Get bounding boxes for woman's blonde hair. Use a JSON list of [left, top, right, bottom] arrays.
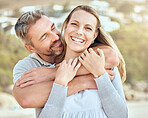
[[58, 5, 126, 82]]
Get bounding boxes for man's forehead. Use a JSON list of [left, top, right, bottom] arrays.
[[30, 15, 54, 31], [39, 15, 53, 24], [28, 15, 53, 39]]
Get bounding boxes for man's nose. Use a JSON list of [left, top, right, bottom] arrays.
[[55, 28, 60, 36], [51, 30, 60, 42]]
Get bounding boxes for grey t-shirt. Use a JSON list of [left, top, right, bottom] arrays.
[[13, 53, 56, 116]]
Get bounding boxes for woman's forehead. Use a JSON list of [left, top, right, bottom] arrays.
[[69, 10, 97, 27]]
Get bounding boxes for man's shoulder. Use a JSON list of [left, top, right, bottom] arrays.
[[14, 54, 42, 70], [13, 54, 41, 83], [14, 55, 35, 67]]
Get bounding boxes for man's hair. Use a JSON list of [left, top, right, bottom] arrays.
[[15, 10, 44, 45]]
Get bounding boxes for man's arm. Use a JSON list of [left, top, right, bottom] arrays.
[[13, 74, 96, 108], [15, 67, 57, 87], [13, 45, 117, 108], [16, 45, 118, 87]]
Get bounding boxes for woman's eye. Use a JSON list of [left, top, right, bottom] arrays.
[[71, 23, 77, 26], [86, 27, 92, 31]]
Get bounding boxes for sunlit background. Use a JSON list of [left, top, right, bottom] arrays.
[[0, 0, 148, 118]]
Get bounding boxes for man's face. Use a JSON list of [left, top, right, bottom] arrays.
[[27, 15, 63, 59]]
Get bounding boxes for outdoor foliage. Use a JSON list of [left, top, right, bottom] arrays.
[[111, 23, 148, 82], [0, 30, 30, 91], [116, 2, 134, 14]]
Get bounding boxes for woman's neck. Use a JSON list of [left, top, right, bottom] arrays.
[[64, 48, 82, 61]]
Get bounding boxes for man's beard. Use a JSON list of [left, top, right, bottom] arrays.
[[41, 49, 62, 57]]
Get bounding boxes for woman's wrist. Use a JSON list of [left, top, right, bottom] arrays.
[[54, 78, 68, 87], [94, 68, 106, 78]]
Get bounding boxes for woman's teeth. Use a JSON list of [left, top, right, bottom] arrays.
[[71, 37, 84, 43]]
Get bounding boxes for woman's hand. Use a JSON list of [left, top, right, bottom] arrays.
[[79, 48, 106, 78], [55, 58, 81, 86]]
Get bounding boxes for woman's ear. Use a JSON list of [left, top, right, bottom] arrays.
[[94, 30, 99, 39], [25, 44, 37, 53]]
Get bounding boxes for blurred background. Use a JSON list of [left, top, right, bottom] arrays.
[[0, 0, 148, 118]]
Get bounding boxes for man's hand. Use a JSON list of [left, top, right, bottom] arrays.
[[16, 67, 57, 88], [106, 69, 115, 81]]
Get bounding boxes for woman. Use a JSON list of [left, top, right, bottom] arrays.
[[38, 5, 128, 118]]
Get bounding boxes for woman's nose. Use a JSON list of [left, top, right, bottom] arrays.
[[76, 27, 83, 36]]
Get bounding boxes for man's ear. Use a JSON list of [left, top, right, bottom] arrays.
[[25, 44, 37, 53]]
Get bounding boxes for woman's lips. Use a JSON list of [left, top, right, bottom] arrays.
[[71, 36, 85, 44]]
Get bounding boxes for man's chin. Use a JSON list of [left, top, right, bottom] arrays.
[[55, 51, 63, 56]]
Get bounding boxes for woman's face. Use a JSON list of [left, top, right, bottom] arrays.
[[64, 10, 98, 53]]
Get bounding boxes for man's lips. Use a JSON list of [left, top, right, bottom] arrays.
[[51, 40, 63, 51], [51, 40, 62, 48]]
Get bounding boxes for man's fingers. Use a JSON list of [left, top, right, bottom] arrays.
[[17, 71, 33, 82], [16, 76, 34, 87], [106, 69, 114, 81], [106, 70, 115, 76], [109, 75, 113, 81], [20, 81, 35, 88]]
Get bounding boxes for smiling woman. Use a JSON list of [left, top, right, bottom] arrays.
[[37, 5, 128, 118], [64, 10, 98, 54]]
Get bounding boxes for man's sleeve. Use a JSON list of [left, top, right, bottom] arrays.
[[94, 66, 128, 118], [13, 58, 39, 83]]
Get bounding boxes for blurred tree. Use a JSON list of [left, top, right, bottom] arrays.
[[0, 30, 30, 92], [12, 8, 22, 17], [63, 0, 70, 12], [117, 2, 134, 14], [111, 23, 148, 83]]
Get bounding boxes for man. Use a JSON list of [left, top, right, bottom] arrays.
[[13, 10, 119, 117]]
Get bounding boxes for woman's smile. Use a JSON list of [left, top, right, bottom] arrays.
[[71, 36, 85, 44], [64, 10, 98, 53]]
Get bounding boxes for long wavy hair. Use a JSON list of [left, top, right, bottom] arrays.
[[57, 5, 126, 82]]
